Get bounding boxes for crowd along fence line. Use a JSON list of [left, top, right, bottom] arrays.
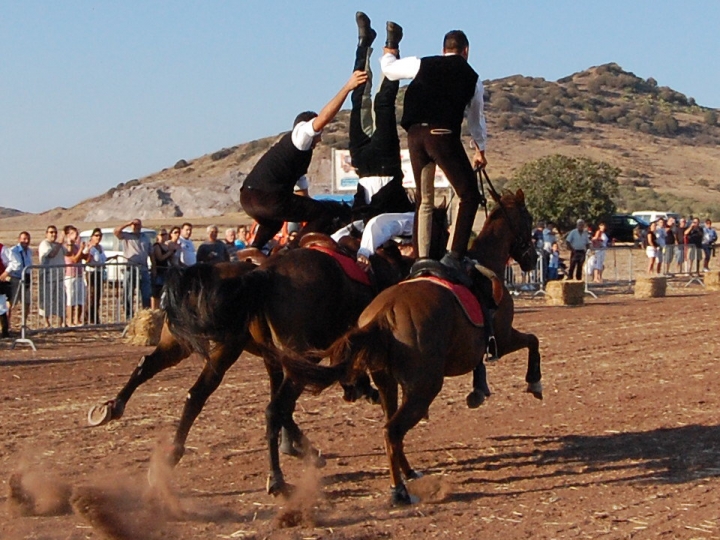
[[12, 261, 142, 351]]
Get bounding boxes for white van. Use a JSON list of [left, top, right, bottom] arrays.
[[631, 211, 681, 224], [79, 227, 157, 281]]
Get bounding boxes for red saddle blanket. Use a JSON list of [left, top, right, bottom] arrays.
[[308, 245, 371, 287], [401, 276, 484, 327]]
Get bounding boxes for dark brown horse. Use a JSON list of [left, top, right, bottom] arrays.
[[88, 208, 448, 497], [274, 189, 539, 505]]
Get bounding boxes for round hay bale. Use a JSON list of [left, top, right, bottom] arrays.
[[703, 270, 720, 291], [545, 280, 584, 306], [634, 275, 667, 298], [125, 309, 164, 346]]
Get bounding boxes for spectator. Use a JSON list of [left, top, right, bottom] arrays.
[[676, 217, 688, 273], [0, 241, 11, 337], [701, 218, 717, 272], [178, 222, 196, 266], [685, 218, 704, 275], [532, 221, 545, 250], [565, 219, 590, 280], [150, 228, 177, 309], [654, 218, 666, 273], [63, 226, 87, 327], [645, 221, 660, 274], [83, 227, 107, 324], [168, 226, 182, 266], [0, 231, 33, 327], [197, 225, 230, 265], [235, 225, 249, 249], [591, 222, 610, 283], [114, 218, 152, 317], [38, 225, 66, 327], [547, 242, 561, 281], [224, 228, 239, 262], [663, 217, 678, 275]]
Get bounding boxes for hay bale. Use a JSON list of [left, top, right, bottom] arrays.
[[703, 270, 720, 291], [125, 309, 164, 346], [634, 275, 667, 298], [545, 280, 585, 306]]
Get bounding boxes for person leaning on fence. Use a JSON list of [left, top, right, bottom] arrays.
[[565, 220, 589, 280], [38, 225, 67, 327], [114, 218, 152, 317], [701, 218, 717, 272], [84, 227, 108, 324]]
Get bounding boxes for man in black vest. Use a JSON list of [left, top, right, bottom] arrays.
[[348, 12, 413, 219], [240, 71, 367, 250], [381, 29, 487, 282]]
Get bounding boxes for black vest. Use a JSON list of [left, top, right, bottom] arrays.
[[243, 131, 313, 192], [401, 55, 479, 134]]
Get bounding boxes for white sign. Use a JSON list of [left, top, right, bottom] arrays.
[[332, 148, 450, 191]]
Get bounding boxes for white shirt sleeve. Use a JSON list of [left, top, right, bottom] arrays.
[[358, 213, 415, 258], [1, 246, 11, 270], [6, 247, 22, 273], [380, 53, 421, 81], [465, 79, 487, 151], [295, 175, 309, 191], [291, 121, 321, 151]]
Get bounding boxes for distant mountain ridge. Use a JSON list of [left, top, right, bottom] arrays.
[[0, 207, 27, 219], [7, 63, 720, 224]]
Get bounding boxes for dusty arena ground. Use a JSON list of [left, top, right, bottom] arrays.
[[2, 288, 720, 539]]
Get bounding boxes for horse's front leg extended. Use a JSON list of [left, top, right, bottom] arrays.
[[466, 358, 490, 409], [169, 340, 244, 465], [88, 322, 190, 426]]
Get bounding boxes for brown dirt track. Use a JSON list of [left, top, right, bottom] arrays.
[[2, 290, 720, 539]]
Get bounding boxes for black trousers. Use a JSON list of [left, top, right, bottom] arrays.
[[568, 250, 586, 280], [240, 187, 349, 249], [407, 124, 480, 257], [349, 45, 412, 217]]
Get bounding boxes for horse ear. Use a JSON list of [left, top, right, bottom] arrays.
[[515, 189, 525, 204]]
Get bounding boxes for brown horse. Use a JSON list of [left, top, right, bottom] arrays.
[[273, 188, 539, 505], [88, 208, 448, 497]]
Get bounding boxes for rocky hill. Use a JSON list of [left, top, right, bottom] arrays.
[[6, 63, 720, 228], [0, 207, 27, 219]]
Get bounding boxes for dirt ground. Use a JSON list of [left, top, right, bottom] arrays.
[[2, 289, 720, 539]]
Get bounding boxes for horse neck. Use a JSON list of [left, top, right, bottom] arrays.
[[470, 218, 513, 276]]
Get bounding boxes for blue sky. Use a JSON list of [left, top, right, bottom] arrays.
[[1, 1, 718, 213]]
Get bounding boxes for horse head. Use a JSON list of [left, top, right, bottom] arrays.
[[471, 188, 537, 273]]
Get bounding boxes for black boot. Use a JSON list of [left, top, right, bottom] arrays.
[[440, 251, 473, 287], [356, 11, 376, 48], [385, 21, 403, 49]]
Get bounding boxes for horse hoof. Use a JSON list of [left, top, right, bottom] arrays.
[[266, 476, 293, 498], [405, 469, 423, 481], [390, 484, 415, 506], [310, 449, 327, 469], [87, 401, 115, 426], [526, 382, 543, 400], [466, 391, 486, 409]]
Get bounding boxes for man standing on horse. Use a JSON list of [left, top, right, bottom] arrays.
[[240, 71, 367, 250], [381, 29, 487, 281]]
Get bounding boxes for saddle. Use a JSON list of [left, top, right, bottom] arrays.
[[301, 234, 371, 287]]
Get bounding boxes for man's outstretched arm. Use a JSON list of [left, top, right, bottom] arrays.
[[311, 71, 368, 132]]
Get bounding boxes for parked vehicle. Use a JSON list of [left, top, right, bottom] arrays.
[[631, 210, 681, 224], [605, 214, 649, 244], [79, 227, 157, 281]]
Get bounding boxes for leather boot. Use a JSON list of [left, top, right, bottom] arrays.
[[356, 11, 376, 48], [386, 21, 403, 49]]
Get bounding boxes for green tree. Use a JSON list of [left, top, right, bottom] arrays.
[[509, 155, 619, 231]]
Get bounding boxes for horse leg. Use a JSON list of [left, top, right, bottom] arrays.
[[466, 359, 490, 409], [265, 376, 324, 497], [497, 327, 542, 399], [168, 339, 245, 466], [88, 322, 190, 426]]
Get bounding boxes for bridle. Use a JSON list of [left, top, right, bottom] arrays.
[[477, 168, 536, 265]]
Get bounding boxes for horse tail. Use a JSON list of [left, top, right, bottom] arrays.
[[274, 317, 391, 394], [162, 264, 269, 358]]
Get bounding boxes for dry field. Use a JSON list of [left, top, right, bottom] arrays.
[[1, 289, 720, 539]]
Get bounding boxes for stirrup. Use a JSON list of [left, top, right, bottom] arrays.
[[485, 335, 499, 362]]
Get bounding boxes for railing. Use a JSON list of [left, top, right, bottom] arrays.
[[12, 261, 143, 350], [504, 249, 546, 296]]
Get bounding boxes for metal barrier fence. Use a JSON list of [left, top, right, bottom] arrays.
[[504, 249, 546, 296], [12, 261, 143, 350]]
